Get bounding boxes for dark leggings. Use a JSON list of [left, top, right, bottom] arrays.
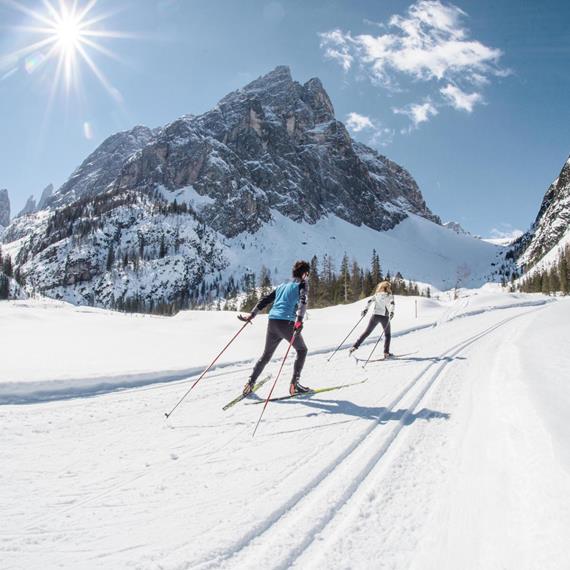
[[354, 314, 391, 353], [250, 319, 308, 382]]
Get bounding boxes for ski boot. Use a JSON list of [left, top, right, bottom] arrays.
[[289, 377, 312, 396], [242, 378, 255, 396], [348, 346, 358, 356], [383, 352, 394, 360]]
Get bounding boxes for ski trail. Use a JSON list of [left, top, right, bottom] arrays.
[[191, 306, 545, 569]]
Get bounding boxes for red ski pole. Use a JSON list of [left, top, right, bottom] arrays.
[[252, 331, 297, 437], [164, 319, 251, 419]]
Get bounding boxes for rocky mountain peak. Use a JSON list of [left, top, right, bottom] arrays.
[[17, 195, 37, 218], [512, 154, 570, 267]]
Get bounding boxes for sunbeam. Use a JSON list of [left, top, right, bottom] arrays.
[[2, 0, 131, 99]]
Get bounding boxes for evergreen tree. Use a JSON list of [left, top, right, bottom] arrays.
[[308, 255, 320, 307], [340, 253, 351, 303], [106, 245, 115, 271], [0, 274, 9, 300], [371, 249, 382, 285], [2, 254, 13, 278]]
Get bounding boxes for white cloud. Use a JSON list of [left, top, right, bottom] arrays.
[[319, 0, 506, 128], [490, 227, 524, 241], [393, 101, 438, 128], [319, 29, 353, 71], [440, 83, 483, 112], [346, 112, 375, 132]]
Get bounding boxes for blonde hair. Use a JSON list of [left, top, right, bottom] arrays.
[[376, 281, 392, 294]]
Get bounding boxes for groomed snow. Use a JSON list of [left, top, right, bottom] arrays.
[[2, 290, 569, 569]]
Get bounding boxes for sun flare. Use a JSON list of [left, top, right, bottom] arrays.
[[3, 0, 131, 99]]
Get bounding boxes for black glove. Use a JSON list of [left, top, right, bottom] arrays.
[[361, 309, 367, 318], [389, 312, 394, 320], [238, 313, 254, 323]]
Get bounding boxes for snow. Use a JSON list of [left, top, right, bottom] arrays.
[[223, 211, 504, 289], [2, 288, 569, 569], [157, 184, 215, 210]]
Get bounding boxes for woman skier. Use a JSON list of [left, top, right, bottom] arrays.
[[239, 260, 311, 397], [349, 280, 395, 359]]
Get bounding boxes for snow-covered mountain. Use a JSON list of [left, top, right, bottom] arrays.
[[442, 221, 470, 236], [511, 155, 570, 269], [3, 66, 503, 308]]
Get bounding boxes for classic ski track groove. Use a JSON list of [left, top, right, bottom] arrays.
[[194, 306, 545, 570]]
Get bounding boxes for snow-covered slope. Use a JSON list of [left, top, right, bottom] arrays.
[[2, 291, 569, 570]]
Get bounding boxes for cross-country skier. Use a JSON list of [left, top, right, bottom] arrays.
[[239, 260, 311, 397], [349, 280, 395, 358]]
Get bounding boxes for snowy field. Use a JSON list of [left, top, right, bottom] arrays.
[[2, 289, 570, 569]]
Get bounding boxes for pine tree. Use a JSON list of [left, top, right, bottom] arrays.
[[106, 245, 115, 271], [2, 254, 13, 278], [340, 253, 351, 303], [308, 255, 320, 306], [371, 249, 382, 285], [350, 260, 362, 301]]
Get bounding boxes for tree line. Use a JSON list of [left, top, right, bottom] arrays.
[[233, 250, 431, 313], [517, 244, 570, 295]]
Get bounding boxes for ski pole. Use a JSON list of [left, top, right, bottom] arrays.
[[327, 313, 366, 362], [252, 331, 297, 437], [164, 319, 252, 419]]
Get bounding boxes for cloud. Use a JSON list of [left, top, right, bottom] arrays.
[[346, 112, 375, 132], [440, 83, 482, 112], [393, 100, 438, 128], [319, 29, 353, 71], [319, 1, 506, 128], [489, 226, 524, 241]]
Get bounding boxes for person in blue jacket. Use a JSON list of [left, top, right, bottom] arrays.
[[240, 260, 310, 396]]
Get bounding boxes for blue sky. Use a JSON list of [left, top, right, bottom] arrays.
[[0, 0, 568, 237]]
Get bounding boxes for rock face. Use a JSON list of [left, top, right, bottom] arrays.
[[17, 195, 37, 218], [46, 126, 157, 209], [37, 184, 54, 210], [5, 66, 441, 309], [0, 189, 10, 229], [112, 66, 438, 238], [511, 155, 570, 268]]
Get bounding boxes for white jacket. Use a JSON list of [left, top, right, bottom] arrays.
[[365, 292, 395, 317]]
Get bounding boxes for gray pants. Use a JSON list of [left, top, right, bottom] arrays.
[[354, 314, 391, 353], [250, 319, 308, 382]]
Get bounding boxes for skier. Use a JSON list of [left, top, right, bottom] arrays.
[[239, 260, 311, 397], [349, 280, 395, 359]]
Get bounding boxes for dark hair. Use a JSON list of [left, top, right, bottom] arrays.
[[292, 260, 310, 279]]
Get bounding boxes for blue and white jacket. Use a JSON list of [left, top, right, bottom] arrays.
[[252, 279, 308, 322]]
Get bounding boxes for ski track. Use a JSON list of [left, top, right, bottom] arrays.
[[2, 299, 556, 569], [189, 306, 545, 570]]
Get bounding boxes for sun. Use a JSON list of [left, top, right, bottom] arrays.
[[3, 0, 132, 99], [54, 12, 82, 53]]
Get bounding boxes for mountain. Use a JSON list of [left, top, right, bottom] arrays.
[[510, 155, 570, 269], [17, 195, 37, 218], [37, 184, 54, 210], [4, 66, 500, 309], [0, 189, 10, 230], [443, 221, 470, 236]]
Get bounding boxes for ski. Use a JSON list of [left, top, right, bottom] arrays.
[[249, 378, 368, 404], [351, 351, 418, 364], [222, 375, 271, 411]]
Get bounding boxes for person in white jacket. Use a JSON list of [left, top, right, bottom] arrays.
[[349, 281, 395, 358]]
